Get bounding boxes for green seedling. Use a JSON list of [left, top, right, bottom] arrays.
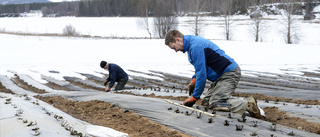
[[251, 121, 259, 127], [287, 131, 294, 136], [31, 127, 39, 131], [238, 115, 246, 122], [208, 118, 213, 123], [27, 121, 37, 127], [31, 130, 41, 136], [228, 113, 232, 118], [15, 109, 24, 116], [270, 124, 277, 131], [304, 105, 312, 108], [185, 111, 193, 116], [224, 120, 229, 126], [25, 96, 31, 101], [5, 101, 11, 104], [235, 125, 243, 131], [250, 131, 258, 136], [61, 120, 69, 127], [196, 112, 202, 119], [174, 108, 180, 113]]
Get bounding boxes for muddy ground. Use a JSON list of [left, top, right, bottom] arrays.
[[35, 96, 190, 137], [1, 71, 320, 136]]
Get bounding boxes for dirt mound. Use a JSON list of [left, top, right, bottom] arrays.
[[35, 96, 191, 137], [0, 82, 14, 94], [11, 76, 47, 94], [3, 71, 320, 135], [234, 92, 320, 105], [263, 106, 320, 134]]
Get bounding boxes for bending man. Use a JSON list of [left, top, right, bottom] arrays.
[[100, 61, 129, 92], [164, 30, 261, 118]]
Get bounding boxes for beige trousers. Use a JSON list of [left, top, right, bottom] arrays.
[[204, 66, 247, 114]]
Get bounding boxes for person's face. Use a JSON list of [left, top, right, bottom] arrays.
[[103, 64, 108, 71], [168, 37, 184, 52]]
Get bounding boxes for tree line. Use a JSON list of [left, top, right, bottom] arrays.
[[0, 0, 285, 17], [1, 0, 319, 44]]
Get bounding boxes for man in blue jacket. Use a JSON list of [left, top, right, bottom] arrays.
[[164, 30, 261, 118], [100, 61, 129, 92]]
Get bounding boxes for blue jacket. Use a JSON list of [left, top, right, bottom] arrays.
[[106, 63, 128, 88], [183, 35, 238, 100]]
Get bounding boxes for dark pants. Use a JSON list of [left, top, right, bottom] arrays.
[[115, 78, 128, 90]]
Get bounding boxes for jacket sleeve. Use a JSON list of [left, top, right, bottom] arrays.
[[106, 77, 111, 82], [108, 70, 117, 88], [191, 46, 207, 100]]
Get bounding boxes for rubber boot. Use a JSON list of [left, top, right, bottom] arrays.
[[245, 97, 261, 119]]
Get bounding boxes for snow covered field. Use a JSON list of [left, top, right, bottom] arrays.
[[0, 12, 320, 45], [1, 9, 320, 136]]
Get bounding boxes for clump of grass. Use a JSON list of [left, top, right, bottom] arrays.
[[63, 24, 79, 36]]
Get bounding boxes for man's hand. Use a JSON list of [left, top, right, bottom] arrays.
[[105, 87, 111, 92], [188, 78, 196, 96], [103, 80, 108, 86], [183, 96, 197, 107]]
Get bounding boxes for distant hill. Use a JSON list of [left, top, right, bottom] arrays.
[[0, 0, 50, 5]]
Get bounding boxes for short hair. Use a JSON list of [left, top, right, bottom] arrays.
[[100, 61, 107, 68], [165, 30, 184, 45]]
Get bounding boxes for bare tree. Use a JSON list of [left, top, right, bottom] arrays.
[[154, 16, 178, 38], [190, 0, 207, 36], [219, 0, 234, 40], [278, 0, 301, 44], [63, 24, 79, 36], [137, 16, 152, 39], [136, 0, 153, 39], [41, 6, 49, 17], [153, 0, 178, 38], [249, 0, 267, 42]]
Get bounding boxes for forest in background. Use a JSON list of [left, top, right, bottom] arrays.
[[1, 0, 319, 44], [0, 0, 308, 17]]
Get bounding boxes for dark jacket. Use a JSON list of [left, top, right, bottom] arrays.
[[183, 35, 238, 100], [106, 63, 128, 88]]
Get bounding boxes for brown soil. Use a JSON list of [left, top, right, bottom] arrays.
[[66, 80, 105, 91], [234, 92, 320, 105], [0, 82, 14, 94], [45, 82, 71, 91], [35, 96, 191, 137], [114, 91, 320, 135], [262, 106, 320, 134], [11, 76, 47, 94], [1, 77, 320, 135]]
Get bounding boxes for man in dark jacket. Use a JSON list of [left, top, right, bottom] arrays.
[[164, 30, 261, 119], [100, 61, 129, 92]]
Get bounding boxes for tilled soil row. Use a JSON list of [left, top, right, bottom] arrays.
[[47, 78, 320, 135], [11, 76, 47, 94], [45, 82, 72, 91], [263, 107, 320, 134], [3, 74, 320, 135], [35, 95, 191, 137], [0, 82, 14, 94], [233, 92, 320, 105]]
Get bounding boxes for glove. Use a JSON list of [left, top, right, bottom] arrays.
[[103, 80, 108, 86], [183, 96, 197, 107], [188, 78, 196, 96], [105, 87, 111, 92]]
